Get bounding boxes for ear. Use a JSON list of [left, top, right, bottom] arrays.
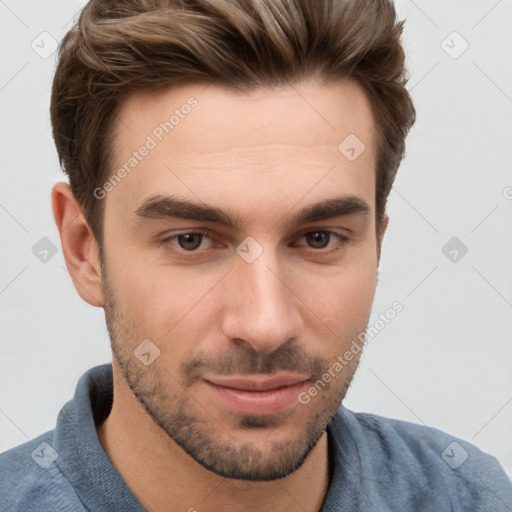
[[376, 213, 389, 263], [52, 182, 104, 307]]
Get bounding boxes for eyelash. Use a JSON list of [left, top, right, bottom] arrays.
[[161, 230, 350, 256]]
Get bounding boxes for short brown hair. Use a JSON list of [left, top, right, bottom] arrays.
[[50, 0, 416, 248]]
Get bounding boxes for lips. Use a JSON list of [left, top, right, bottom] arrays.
[[200, 373, 310, 415], [203, 373, 310, 391]]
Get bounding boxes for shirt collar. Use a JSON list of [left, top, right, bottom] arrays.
[[53, 363, 365, 511], [54, 363, 145, 511]]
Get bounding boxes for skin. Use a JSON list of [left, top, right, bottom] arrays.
[[52, 79, 388, 512]]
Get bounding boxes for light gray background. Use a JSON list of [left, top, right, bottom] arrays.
[[1, 0, 511, 477]]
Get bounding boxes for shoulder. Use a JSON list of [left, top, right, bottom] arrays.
[[331, 407, 512, 510], [0, 431, 84, 512]]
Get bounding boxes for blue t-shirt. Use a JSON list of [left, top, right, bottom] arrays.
[[1, 363, 511, 511]]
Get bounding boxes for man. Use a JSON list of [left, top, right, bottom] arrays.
[[1, 0, 511, 510]]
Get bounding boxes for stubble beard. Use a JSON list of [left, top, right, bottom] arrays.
[[100, 262, 361, 481]]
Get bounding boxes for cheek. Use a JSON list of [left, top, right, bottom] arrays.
[[334, 269, 377, 318], [297, 252, 378, 325], [291, 261, 378, 366], [110, 263, 220, 359], [312, 281, 376, 342]]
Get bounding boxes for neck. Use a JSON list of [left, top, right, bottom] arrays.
[[96, 366, 331, 512]]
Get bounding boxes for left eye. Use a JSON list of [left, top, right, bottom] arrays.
[[165, 232, 212, 251], [298, 231, 345, 249]]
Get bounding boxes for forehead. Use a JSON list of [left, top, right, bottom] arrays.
[[107, 80, 377, 220]]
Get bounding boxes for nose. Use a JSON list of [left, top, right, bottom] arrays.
[[220, 247, 303, 354]]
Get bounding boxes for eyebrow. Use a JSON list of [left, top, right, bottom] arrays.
[[132, 194, 370, 230]]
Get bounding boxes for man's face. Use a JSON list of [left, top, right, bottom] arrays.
[[100, 80, 382, 481]]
